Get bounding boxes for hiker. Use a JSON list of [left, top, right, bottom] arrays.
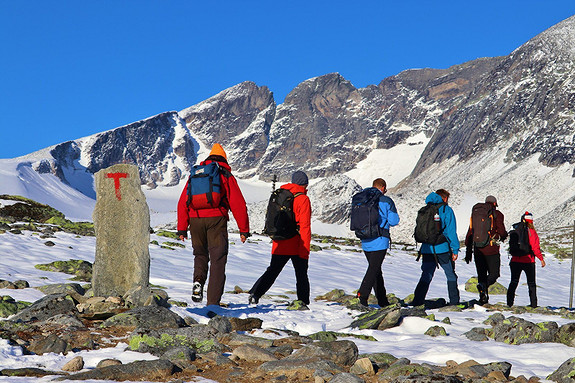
[[352, 178, 400, 308], [464, 195, 508, 305], [412, 189, 460, 306], [507, 212, 546, 308], [249, 171, 312, 308], [177, 143, 250, 306]]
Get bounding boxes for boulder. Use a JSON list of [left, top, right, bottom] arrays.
[[286, 340, 358, 366], [350, 304, 402, 330], [548, 357, 575, 383], [231, 344, 278, 362], [11, 294, 79, 323], [102, 306, 185, 329], [92, 164, 151, 302], [62, 356, 84, 372], [53, 359, 176, 381]]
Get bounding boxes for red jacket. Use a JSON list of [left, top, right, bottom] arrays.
[[177, 159, 249, 234], [511, 226, 544, 264], [271, 183, 312, 259]]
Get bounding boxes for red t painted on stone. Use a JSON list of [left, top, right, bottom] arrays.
[[106, 172, 129, 201]]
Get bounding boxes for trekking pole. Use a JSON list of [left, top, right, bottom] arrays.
[[271, 174, 278, 191], [570, 220, 575, 309]]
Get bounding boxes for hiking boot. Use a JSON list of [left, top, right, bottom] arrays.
[[192, 282, 203, 303], [477, 283, 488, 305], [248, 294, 259, 305]]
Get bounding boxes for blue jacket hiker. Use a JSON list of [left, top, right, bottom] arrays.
[[356, 178, 400, 308], [413, 189, 460, 306]]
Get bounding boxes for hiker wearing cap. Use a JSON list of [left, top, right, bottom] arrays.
[[177, 143, 250, 306], [351, 178, 400, 309], [412, 189, 461, 307], [464, 195, 507, 305], [507, 212, 546, 308], [249, 171, 312, 309]]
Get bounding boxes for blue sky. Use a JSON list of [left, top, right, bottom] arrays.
[[1, 1, 574, 159]]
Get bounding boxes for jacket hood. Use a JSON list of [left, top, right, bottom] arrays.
[[281, 183, 307, 195], [425, 192, 443, 204]]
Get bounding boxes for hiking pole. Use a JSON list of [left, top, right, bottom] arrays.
[[271, 174, 278, 191], [570, 220, 575, 309]]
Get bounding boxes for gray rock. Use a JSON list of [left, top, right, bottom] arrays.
[[350, 304, 402, 330], [208, 315, 232, 333], [258, 358, 343, 373], [40, 314, 86, 329], [218, 332, 275, 349], [231, 344, 278, 362], [391, 375, 463, 383], [53, 359, 176, 381], [35, 283, 85, 296], [14, 280, 30, 289], [160, 346, 196, 367], [286, 340, 358, 367], [468, 362, 512, 379], [129, 325, 222, 356], [424, 326, 447, 337], [11, 294, 79, 322], [491, 316, 558, 345], [62, 356, 84, 372], [380, 363, 434, 379], [229, 317, 263, 331], [463, 327, 490, 341], [330, 372, 365, 382], [548, 357, 575, 383], [102, 306, 185, 329], [555, 323, 575, 347], [92, 164, 151, 302], [28, 334, 67, 355], [349, 357, 375, 376], [0, 367, 63, 377], [96, 359, 123, 368]]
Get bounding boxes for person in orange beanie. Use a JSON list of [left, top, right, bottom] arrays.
[[177, 143, 250, 306]]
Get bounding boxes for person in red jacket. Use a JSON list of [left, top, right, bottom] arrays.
[[177, 143, 250, 306], [507, 212, 546, 308], [464, 195, 508, 305], [249, 171, 312, 308]]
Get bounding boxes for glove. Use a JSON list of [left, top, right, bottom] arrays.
[[465, 248, 472, 264], [240, 232, 252, 238]]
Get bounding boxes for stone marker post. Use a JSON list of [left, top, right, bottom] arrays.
[[92, 164, 152, 305]]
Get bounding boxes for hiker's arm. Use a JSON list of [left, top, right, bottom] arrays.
[[176, 180, 190, 239], [225, 175, 250, 234], [495, 211, 508, 241], [443, 208, 460, 254], [380, 198, 399, 227], [295, 196, 312, 255]]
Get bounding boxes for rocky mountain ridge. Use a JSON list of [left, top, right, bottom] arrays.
[[3, 15, 575, 236]]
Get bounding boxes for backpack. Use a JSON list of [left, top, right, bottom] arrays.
[[508, 221, 532, 257], [263, 188, 303, 241], [414, 202, 447, 245], [470, 202, 494, 248], [186, 162, 224, 210], [350, 188, 388, 240]]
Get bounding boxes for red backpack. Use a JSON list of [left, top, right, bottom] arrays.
[[470, 202, 494, 248]]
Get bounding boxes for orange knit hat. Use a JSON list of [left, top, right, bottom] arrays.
[[209, 143, 227, 160]]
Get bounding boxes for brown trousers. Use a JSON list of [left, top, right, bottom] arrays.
[[189, 216, 229, 305]]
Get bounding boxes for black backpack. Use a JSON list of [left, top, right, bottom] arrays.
[[470, 202, 494, 248], [263, 188, 303, 241], [508, 221, 532, 257], [350, 188, 388, 240], [414, 202, 447, 245]]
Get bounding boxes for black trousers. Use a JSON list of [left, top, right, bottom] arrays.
[[474, 250, 500, 288], [507, 262, 537, 307], [357, 249, 388, 306], [250, 254, 310, 304]]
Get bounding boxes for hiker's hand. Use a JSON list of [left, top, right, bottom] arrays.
[[452, 253, 458, 261], [541, 258, 546, 268], [176, 230, 187, 241], [465, 248, 472, 264], [240, 232, 251, 243]]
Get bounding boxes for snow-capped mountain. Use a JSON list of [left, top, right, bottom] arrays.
[[2, 15, 575, 240]]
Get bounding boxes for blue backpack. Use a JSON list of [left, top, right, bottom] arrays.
[[186, 162, 224, 209], [350, 188, 388, 240]]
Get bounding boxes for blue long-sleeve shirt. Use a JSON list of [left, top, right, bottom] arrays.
[[361, 189, 400, 251], [419, 192, 459, 255]]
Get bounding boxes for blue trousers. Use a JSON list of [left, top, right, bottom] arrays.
[[413, 252, 460, 305]]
